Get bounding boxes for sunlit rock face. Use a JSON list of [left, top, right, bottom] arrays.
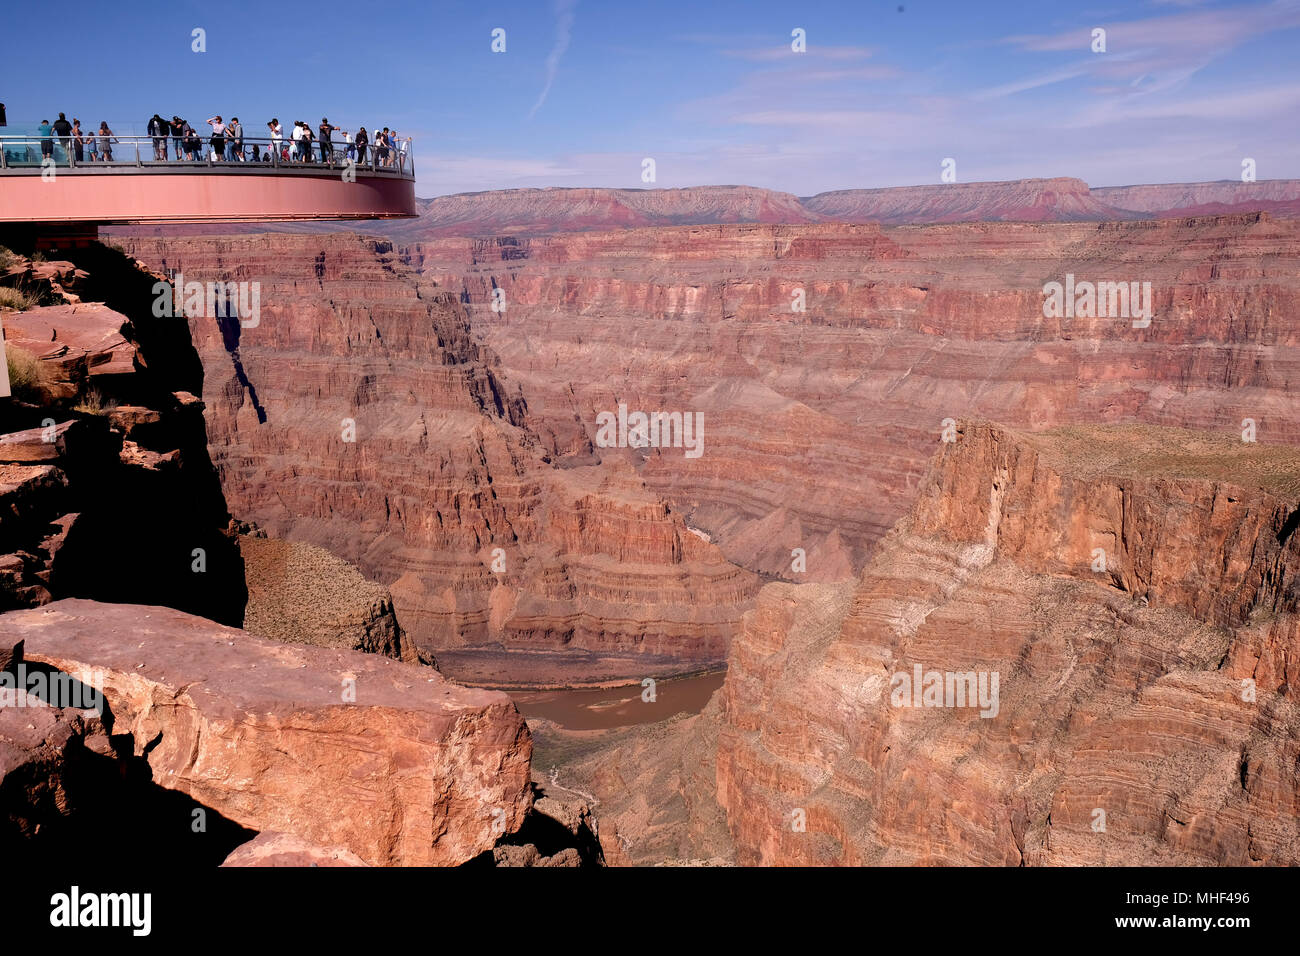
[[118, 234, 759, 684], [713, 423, 1300, 866], [407, 212, 1300, 585]]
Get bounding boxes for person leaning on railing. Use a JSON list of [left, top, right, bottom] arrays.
[[53, 113, 72, 160], [37, 120, 53, 160], [318, 118, 336, 164], [170, 116, 185, 160], [148, 114, 168, 161], [183, 123, 202, 160]]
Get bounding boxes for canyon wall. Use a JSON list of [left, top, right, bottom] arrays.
[[106, 179, 1300, 249], [116, 234, 759, 684], [0, 246, 246, 626], [406, 213, 1300, 584], [803, 177, 1128, 224], [395, 185, 820, 240], [713, 421, 1300, 865], [1094, 180, 1300, 219]]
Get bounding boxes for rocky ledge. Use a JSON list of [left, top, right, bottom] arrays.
[[1, 599, 533, 866]]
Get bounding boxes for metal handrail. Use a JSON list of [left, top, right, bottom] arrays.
[[0, 130, 414, 178]]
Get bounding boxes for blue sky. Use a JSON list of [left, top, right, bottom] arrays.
[[3, 0, 1298, 196]]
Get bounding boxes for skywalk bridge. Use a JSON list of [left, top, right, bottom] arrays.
[[0, 127, 416, 241]]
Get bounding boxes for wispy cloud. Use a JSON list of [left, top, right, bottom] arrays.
[[722, 44, 878, 62], [529, 0, 578, 119]]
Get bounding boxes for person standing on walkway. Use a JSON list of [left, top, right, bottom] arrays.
[[70, 119, 84, 162], [97, 122, 116, 162], [318, 118, 336, 164], [38, 119, 54, 161], [267, 118, 282, 161], [354, 125, 368, 165], [183, 122, 201, 161], [52, 113, 73, 161], [227, 116, 243, 161], [170, 116, 185, 160], [83, 123, 98, 162], [148, 114, 168, 160], [205, 116, 226, 161]]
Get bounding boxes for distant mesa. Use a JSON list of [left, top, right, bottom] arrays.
[[107, 178, 1300, 242]]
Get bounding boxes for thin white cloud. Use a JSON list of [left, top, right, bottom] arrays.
[[529, 0, 578, 119], [722, 44, 878, 62]]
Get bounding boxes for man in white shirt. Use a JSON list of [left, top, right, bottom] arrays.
[[267, 118, 282, 161]]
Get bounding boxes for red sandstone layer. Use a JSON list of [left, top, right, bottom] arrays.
[[712, 422, 1300, 865], [404, 213, 1300, 586], [115, 234, 759, 683]]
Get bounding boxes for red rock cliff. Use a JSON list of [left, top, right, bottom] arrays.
[[714, 422, 1300, 865], [407, 213, 1300, 586], [117, 234, 759, 684]]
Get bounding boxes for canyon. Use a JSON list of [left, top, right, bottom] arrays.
[[107, 233, 758, 684], [712, 421, 1300, 865], [404, 212, 1300, 586], [378, 177, 1300, 236], [110, 177, 1300, 244], [6, 173, 1299, 867]]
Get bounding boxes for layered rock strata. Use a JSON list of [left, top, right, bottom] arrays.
[[407, 213, 1300, 584], [0, 245, 245, 625], [714, 422, 1300, 865], [2, 599, 533, 866], [115, 234, 758, 682]]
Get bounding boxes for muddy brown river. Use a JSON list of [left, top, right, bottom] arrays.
[[508, 671, 726, 731]]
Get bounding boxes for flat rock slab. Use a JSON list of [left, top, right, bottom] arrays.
[[0, 599, 533, 865], [0, 422, 74, 463], [220, 831, 369, 867], [2, 304, 136, 376]]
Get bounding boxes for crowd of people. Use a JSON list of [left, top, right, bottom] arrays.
[[35, 114, 119, 163], [24, 111, 410, 168]]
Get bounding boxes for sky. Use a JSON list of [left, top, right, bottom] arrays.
[[3, 0, 1298, 197]]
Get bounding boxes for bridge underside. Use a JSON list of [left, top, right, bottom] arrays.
[[0, 168, 416, 230]]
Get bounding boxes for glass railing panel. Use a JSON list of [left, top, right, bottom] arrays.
[[1, 124, 414, 178]]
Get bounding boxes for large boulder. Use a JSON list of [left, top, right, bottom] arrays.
[[1, 599, 533, 865]]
